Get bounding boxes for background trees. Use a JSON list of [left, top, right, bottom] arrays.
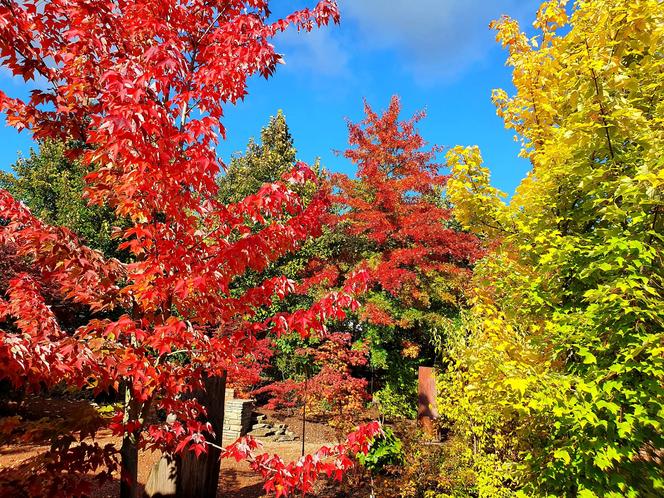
[[333, 97, 482, 418], [0, 140, 125, 259], [214, 112, 366, 421], [0, 0, 661, 497], [218, 111, 298, 204]]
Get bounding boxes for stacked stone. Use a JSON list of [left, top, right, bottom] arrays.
[[222, 389, 254, 443], [247, 413, 298, 442]]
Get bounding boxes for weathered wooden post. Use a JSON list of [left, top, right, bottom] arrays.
[[144, 453, 177, 498], [144, 374, 228, 498], [176, 373, 227, 498], [145, 377, 257, 498], [417, 366, 438, 437]]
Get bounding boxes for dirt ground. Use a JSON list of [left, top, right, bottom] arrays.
[[0, 398, 350, 497], [86, 439, 340, 498]]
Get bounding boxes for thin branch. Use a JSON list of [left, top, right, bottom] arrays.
[[585, 39, 616, 161]]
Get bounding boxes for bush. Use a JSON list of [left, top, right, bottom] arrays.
[[357, 426, 404, 473]]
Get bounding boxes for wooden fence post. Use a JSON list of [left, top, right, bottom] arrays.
[[176, 372, 227, 498]]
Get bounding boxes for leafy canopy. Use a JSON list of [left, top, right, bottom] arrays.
[[0, 1, 382, 496], [218, 110, 298, 204], [444, 1, 664, 496], [334, 97, 483, 418], [0, 140, 125, 259]]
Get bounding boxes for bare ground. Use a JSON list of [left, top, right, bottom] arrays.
[[0, 398, 351, 497]]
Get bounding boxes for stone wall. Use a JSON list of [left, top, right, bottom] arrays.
[[222, 389, 254, 443]]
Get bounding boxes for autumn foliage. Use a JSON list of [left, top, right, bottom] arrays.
[[335, 97, 482, 305], [2, 0, 661, 497], [0, 0, 380, 496], [256, 332, 370, 436], [442, 1, 664, 496], [330, 97, 483, 416]]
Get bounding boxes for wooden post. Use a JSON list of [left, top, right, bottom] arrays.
[[176, 373, 227, 498], [144, 454, 177, 498], [120, 431, 139, 498], [417, 367, 438, 437], [120, 379, 143, 498]]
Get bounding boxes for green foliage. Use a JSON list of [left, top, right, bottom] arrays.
[[444, 1, 664, 496], [272, 334, 312, 381], [357, 426, 404, 473], [0, 140, 124, 259], [371, 347, 419, 419], [217, 110, 297, 204], [374, 430, 477, 498]]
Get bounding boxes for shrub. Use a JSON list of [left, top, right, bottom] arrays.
[[357, 426, 405, 473]]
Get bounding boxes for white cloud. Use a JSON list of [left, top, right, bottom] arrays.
[[339, 0, 539, 82], [277, 23, 352, 79]]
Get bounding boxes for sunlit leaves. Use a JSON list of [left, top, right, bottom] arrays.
[[0, 0, 384, 495], [333, 97, 483, 416], [443, 1, 664, 496]]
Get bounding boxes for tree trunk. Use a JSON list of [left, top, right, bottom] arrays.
[[176, 372, 227, 498], [120, 380, 140, 498], [120, 431, 140, 498]]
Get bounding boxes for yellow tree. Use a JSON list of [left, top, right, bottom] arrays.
[[444, 1, 664, 496]]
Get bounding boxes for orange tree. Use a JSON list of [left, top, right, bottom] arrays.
[[331, 97, 483, 418], [0, 1, 381, 497]]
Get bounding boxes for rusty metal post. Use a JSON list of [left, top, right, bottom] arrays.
[[417, 366, 438, 437]]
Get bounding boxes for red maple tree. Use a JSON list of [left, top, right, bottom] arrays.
[[334, 96, 483, 305], [301, 333, 370, 435], [330, 97, 483, 403], [255, 332, 370, 437], [0, 1, 380, 496]]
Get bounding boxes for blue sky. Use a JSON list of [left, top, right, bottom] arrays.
[[0, 0, 540, 194]]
